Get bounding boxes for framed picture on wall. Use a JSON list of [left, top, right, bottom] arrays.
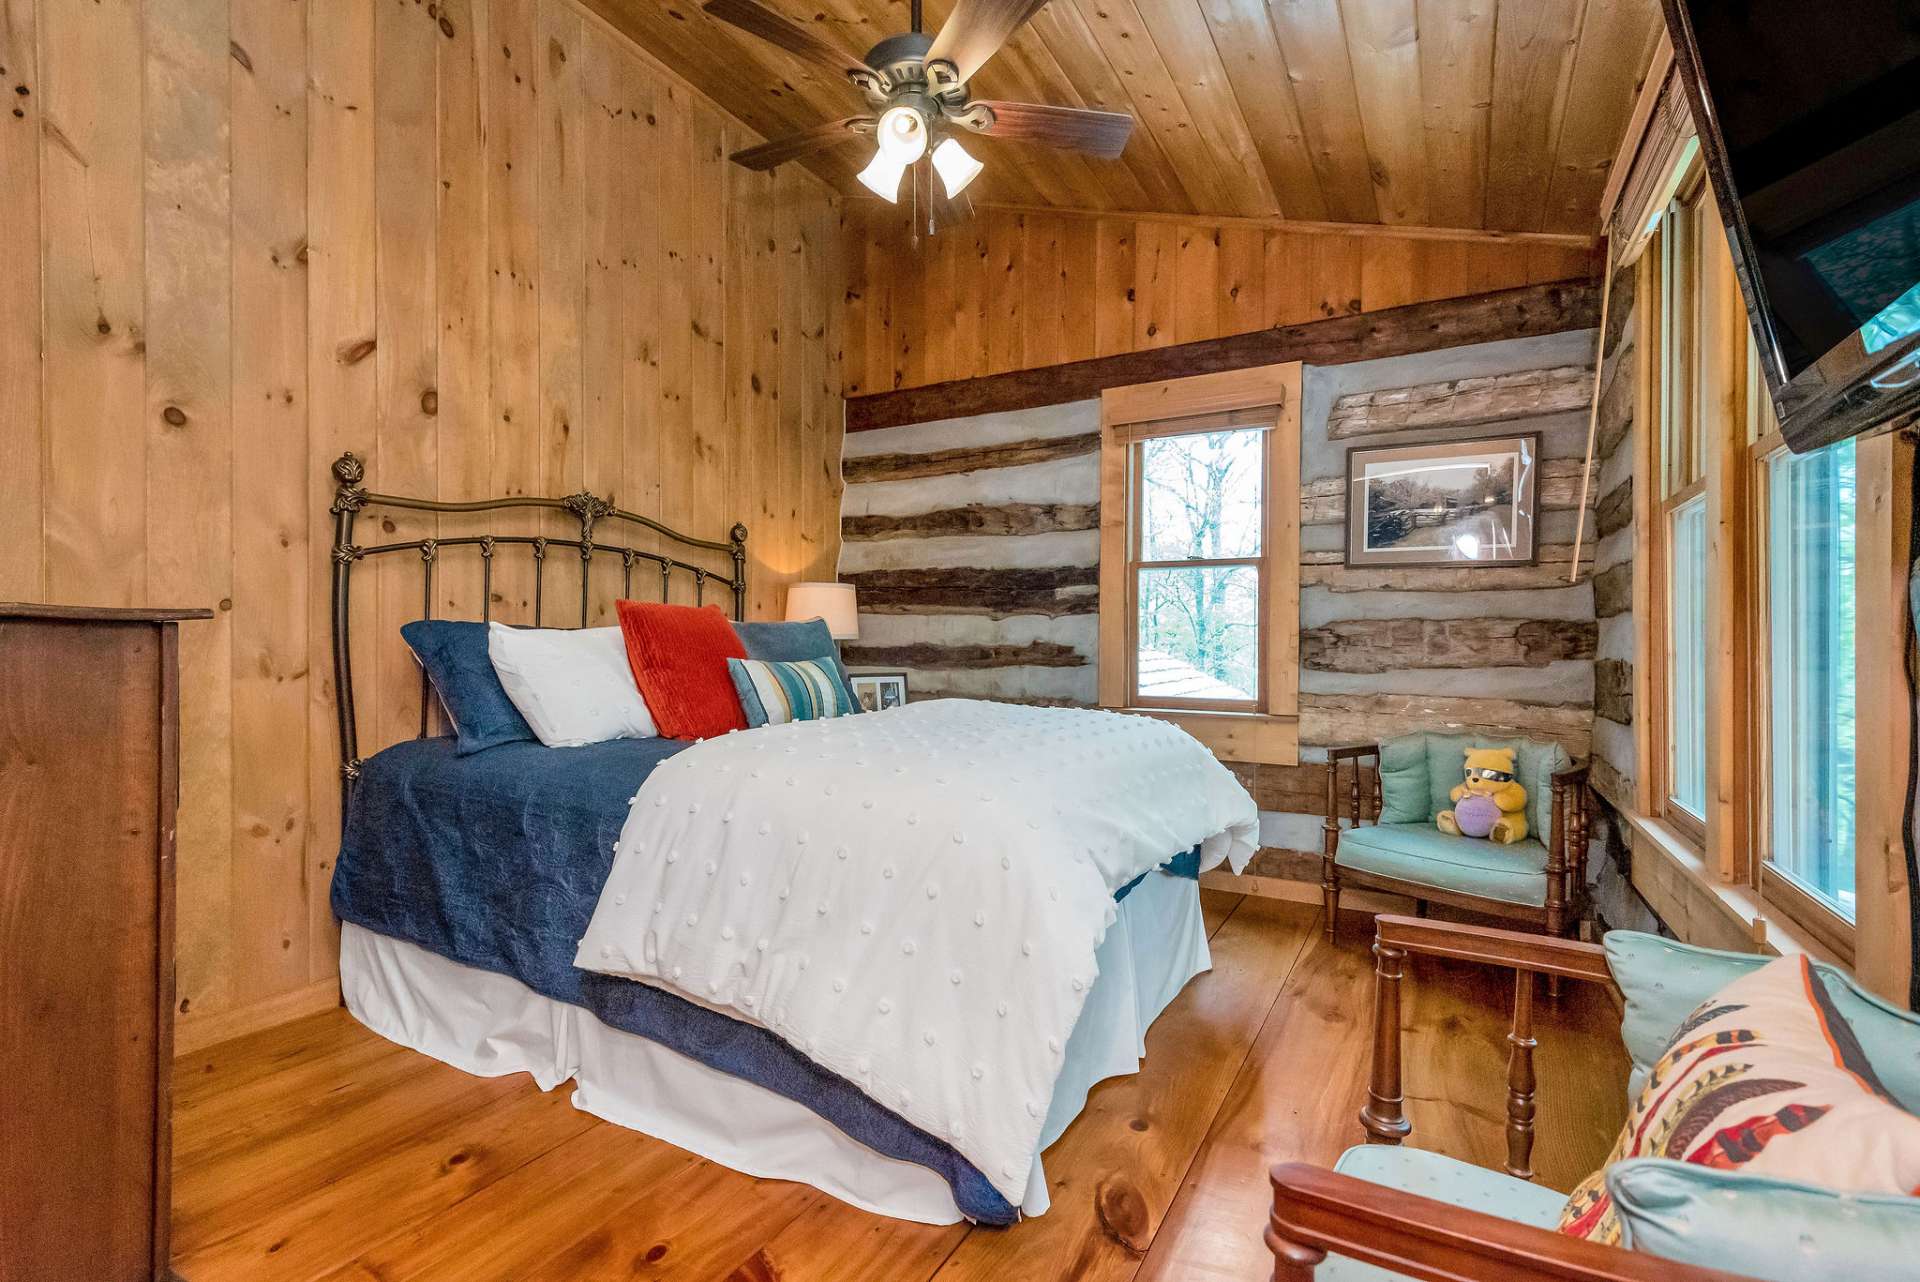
[[1343, 433, 1540, 567], [849, 671, 909, 713]]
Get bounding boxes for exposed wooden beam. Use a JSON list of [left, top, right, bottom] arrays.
[[1326, 364, 1592, 439], [962, 202, 1603, 249], [841, 431, 1098, 482], [842, 502, 1100, 541], [845, 280, 1602, 432]]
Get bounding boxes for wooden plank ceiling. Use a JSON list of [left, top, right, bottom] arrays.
[[584, 0, 1663, 236]]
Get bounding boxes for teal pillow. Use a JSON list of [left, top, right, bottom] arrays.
[[1605, 932, 1920, 1111], [1376, 734, 1432, 825], [1607, 1158, 1920, 1282], [1424, 733, 1568, 846]]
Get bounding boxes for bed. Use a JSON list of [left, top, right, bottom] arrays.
[[322, 453, 1257, 1225]]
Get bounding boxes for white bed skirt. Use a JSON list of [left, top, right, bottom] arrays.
[[339, 868, 1210, 1224]]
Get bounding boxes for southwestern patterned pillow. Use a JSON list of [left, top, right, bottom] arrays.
[[1560, 953, 1920, 1244], [727, 656, 855, 728]]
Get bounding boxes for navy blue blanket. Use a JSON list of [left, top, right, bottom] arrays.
[[332, 734, 1197, 1224]]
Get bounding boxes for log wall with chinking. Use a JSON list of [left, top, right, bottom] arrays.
[[0, 0, 847, 1051], [1584, 259, 1661, 933], [840, 327, 1616, 885]]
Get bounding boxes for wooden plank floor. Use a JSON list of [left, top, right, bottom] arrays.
[[172, 894, 1627, 1281]]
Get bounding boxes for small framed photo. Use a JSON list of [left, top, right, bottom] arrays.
[[850, 671, 909, 713], [1344, 432, 1540, 567]]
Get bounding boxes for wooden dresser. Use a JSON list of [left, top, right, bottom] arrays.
[[0, 604, 209, 1282]]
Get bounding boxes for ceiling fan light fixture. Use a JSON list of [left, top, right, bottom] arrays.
[[930, 137, 983, 198], [857, 149, 909, 203], [875, 104, 928, 164]]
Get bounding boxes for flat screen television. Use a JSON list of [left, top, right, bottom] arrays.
[[1663, 0, 1920, 452]]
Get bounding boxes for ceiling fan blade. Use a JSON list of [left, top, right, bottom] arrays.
[[924, 0, 1050, 84], [701, 0, 875, 82], [729, 117, 876, 171], [974, 100, 1133, 158]]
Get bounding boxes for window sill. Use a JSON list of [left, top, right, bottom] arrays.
[[1109, 706, 1298, 766], [1616, 807, 1846, 968]]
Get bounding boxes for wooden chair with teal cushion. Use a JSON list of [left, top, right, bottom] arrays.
[[1321, 731, 1593, 944], [1263, 915, 1920, 1282]]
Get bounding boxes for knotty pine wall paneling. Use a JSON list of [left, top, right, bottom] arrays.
[[843, 206, 1600, 395], [0, 0, 846, 1050]]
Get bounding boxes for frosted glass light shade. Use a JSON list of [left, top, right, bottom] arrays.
[[784, 581, 860, 640], [875, 105, 928, 163], [857, 150, 908, 202], [931, 138, 983, 198]]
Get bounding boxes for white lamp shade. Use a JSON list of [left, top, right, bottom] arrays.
[[857, 150, 908, 203], [931, 138, 983, 198], [785, 581, 860, 640]]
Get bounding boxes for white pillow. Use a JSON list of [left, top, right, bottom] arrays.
[[486, 622, 657, 747]]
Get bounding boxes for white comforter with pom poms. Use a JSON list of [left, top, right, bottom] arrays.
[[574, 697, 1258, 1208]]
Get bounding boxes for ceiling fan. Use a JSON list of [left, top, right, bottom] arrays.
[[705, 0, 1134, 230]]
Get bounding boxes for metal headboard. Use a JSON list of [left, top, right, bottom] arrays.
[[326, 451, 747, 810]]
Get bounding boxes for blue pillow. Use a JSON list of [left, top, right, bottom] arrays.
[[399, 620, 535, 755], [733, 619, 859, 707], [728, 656, 856, 728], [1607, 1158, 1920, 1282]]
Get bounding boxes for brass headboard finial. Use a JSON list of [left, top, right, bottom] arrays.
[[330, 452, 368, 515]]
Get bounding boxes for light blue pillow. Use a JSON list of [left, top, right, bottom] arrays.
[[1607, 1158, 1920, 1282], [1376, 735, 1432, 825], [728, 656, 855, 728], [1605, 931, 1920, 1111]]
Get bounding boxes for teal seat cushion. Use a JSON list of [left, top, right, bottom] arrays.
[[1608, 1158, 1920, 1282], [1604, 931, 1920, 1110], [1336, 822, 1549, 908], [1374, 731, 1571, 844], [1310, 1146, 1565, 1281]]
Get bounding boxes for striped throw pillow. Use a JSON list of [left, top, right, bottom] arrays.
[[727, 656, 856, 727]]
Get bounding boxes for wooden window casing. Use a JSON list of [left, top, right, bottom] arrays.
[[1099, 364, 1302, 766], [1644, 165, 1714, 850], [1636, 154, 1868, 962]]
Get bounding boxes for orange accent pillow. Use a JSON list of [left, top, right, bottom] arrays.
[[615, 601, 748, 740], [1560, 953, 1920, 1245]]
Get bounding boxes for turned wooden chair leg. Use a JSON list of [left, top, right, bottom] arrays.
[[1266, 1215, 1328, 1282], [1322, 762, 1341, 943], [1505, 969, 1538, 1179], [1322, 862, 1339, 943], [1359, 939, 1412, 1144]]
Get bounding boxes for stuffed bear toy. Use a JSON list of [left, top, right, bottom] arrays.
[[1437, 746, 1529, 844]]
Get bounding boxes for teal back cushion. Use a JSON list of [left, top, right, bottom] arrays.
[[1607, 1158, 1920, 1282], [1605, 931, 1920, 1111], [1375, 731, 1570, 842], [1376, 735, 1433, 826]]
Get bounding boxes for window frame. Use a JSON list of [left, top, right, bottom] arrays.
[[1124, 417, 1270, 713], [1643, 164, 1714, 850], [1748, 421, 1859, 964], [1098, 363, 1302, 766], [1635, 149, 1864, 960]]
